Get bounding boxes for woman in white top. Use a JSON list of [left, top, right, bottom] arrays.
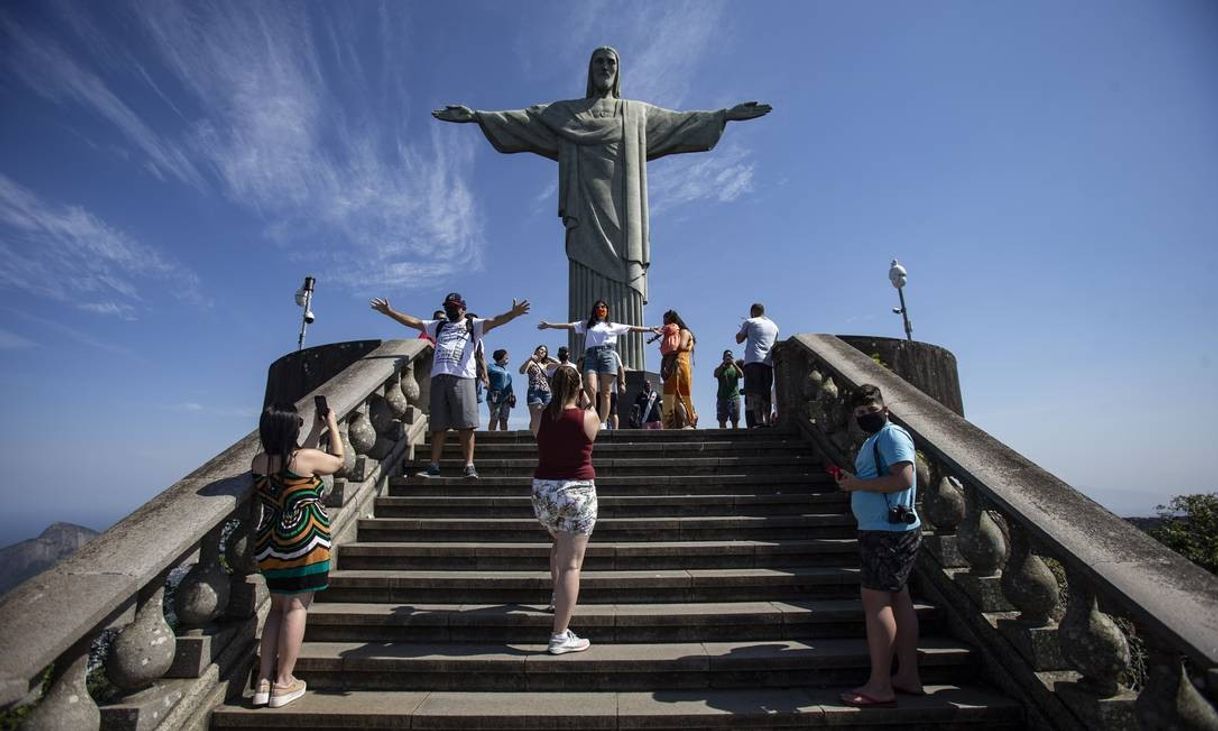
[[539, 300, 658, 427]]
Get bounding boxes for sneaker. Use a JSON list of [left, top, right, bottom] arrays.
[[251, 679, 271, 707], [548, 629, 591, 655], [269, 677, 307, 708], [462, 463, 479, 479], [416, 463, 441, 478]]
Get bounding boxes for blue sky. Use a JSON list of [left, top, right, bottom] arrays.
[[1, 0, 1216, 543]]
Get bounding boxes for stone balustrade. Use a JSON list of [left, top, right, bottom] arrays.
[[774, 334, 1218, 731], [0, 339, 431, 730]]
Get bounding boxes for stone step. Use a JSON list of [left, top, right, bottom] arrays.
[[411, 455, 823, 477], [356, 514, 857, 543], [457, 427, 798, 444], [373, 493, 849, 519], [428, 439, 813, 456], [319, 567, 861, 604], [212, 685, 1024, 730], [278, 637, 979, 692], [303, 599, 940, 643], [337, 539, 858, 571], [390, 473, 835, 497]]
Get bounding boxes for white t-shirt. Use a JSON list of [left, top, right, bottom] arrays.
[[738, 316, 780, 366], [423, 318, 487, 379], [572, 321, 632, 348]]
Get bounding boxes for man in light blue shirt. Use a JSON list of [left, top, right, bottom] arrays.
[[834, 384, 922, 707]]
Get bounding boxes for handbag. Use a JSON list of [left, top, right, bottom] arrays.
[[660, 353, 678, 382]]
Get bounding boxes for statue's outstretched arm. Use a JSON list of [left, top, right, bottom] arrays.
[[725, 102, 772, 121], [432, 105, 476, 123]]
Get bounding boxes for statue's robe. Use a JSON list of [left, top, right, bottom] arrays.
[[476, 99, 726, 369]]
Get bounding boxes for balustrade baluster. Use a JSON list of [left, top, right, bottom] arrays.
[[174, 525, 231, 628], [348, 407, 376, 455], [1058, 570, 1131, 698], [384, 375, 408, 419], [1001, 521, 1061, 626], [1135, 640, 1218, 730], [105, 586, 175, 692], [401, 360, 423, 408], [22, 646, 99, 730], [954, 483, 1011, 611]]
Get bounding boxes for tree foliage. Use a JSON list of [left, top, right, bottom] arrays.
[[1149, 493, 1218, 575]]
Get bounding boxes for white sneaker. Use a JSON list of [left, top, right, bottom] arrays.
[[548, 629, 591, 655], [252, 679, 271, 706], [269, 677, 307, 708]]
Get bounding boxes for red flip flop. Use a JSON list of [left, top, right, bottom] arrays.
[[839, 690, 897, 708]]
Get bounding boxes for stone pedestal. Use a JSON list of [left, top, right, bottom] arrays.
[[100, 683, 186, 731], [1054, 681, 1137, 729], [997, 618, 1067, 671], [923, 533, 967, 569], [953, 572, 1014, 613], [224, 575, 266, 620], [616, 369, 662, 428], [168, 617, 256, 679]]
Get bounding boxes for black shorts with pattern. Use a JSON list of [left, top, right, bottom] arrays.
[[857, 528, 922, 592]]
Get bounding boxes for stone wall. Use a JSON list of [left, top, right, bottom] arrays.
[[263, 339, 383, 408], [838, 335, 964, 416]]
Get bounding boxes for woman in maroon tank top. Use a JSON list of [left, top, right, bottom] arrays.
[[530, 366, 601, 654]]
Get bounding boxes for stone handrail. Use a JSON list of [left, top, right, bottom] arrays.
[[774, 334, 1218, 730], [0, 338, 431, 729]]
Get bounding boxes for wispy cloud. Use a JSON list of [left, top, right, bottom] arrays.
[[0, 328, 37, 350], [0, 175, 206, 317], [0, 15, 205, 188], [649, 143, 756, 216], [2, 2, 483, 293], [3, 308, 139, 357], [164, 402, 257, 418]]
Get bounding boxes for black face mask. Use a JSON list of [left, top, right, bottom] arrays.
[[856, 411, 887, 434], [444, 306, 462, 321]]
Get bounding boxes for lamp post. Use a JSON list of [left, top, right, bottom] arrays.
[[295, 276, 316, 350], [888, 259, 912, 341]]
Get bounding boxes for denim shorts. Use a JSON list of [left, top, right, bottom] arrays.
[[584, 346, 617, 375], [527, 387, 552, 407]]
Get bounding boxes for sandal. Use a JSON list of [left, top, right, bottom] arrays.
[[839, 690, 896, 708]]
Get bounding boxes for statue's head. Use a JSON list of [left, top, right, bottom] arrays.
[[585, 46, 620, 99]]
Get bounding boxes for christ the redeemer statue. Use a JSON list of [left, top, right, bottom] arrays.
[[433, 46, 771, 370]]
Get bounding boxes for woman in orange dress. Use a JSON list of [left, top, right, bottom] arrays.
[[658, 310, 698, 428]]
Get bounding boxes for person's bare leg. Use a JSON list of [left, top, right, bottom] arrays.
[[851, 587, 896, 701], [457, 428, 475, 467], [275, 592, 313, 686], [597, 380, 612, 424], [890, 587, 923, 692], [430, 430, 447, 465], [583, 372, 600, 415], [258, 595, 286, 684], [551, 532, 590, 636], [529, 404, 543, 433]]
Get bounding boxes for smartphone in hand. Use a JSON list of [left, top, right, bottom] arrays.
[[314, 395, 330, 419]]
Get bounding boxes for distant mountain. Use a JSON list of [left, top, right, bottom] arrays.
[[0, 522, 99, 597]]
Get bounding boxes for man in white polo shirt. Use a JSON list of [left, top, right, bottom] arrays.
[[736, 302, 780, 428], [371, 292, 530, 478]]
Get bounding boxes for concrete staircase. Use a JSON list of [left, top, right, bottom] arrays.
[[212, 428, 1022, 729]]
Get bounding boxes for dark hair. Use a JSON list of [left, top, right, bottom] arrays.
[[432, 310, 446, 320], [723, 349, 734, 358], [534, 344, 548, 357], [557, 346, 571, 363], [492, 348, 507, 362], [545, 365, 584, 421], [586, 299, 609, 331], [259, 402, 303, 472], [663, 309, 695, 344], [750, 302, 765, 316], [850, 384, 885, 410]]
